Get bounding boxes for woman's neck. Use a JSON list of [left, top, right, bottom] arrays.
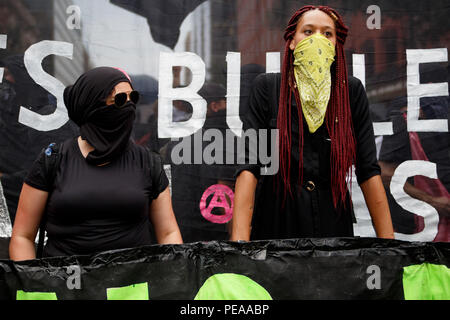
[[77, 136, 94, 158], [77, 136, 110, 166]]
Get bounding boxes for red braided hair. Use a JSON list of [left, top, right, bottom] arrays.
[[277, 5, 356, 209]]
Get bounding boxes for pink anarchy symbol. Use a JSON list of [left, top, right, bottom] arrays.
[[199, 184, 234, 224]]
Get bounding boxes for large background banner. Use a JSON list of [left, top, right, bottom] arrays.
[[0, 0, 449, 255]]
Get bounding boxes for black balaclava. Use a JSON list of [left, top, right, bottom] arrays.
[[63, 67, 136, 165]]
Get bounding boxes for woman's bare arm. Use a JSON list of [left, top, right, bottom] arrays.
[[360, 175, 395, 239], [9, 184, 48, 261], [149, 187, 183, 244], [230, 171, 258, 241]]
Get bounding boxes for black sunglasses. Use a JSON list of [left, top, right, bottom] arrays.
[[112, 90, 140, 108]]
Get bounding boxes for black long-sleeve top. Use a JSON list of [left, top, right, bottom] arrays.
[[237, 73, 380, 240]]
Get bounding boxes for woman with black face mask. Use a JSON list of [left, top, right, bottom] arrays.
[[9, 67, 183, 260]]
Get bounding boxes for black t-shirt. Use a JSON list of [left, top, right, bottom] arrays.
[[24, 137, 168, 257], [169, 116, 237, 243], [237, 73, 381, 240]]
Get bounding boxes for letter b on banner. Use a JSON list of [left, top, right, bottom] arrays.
[[158, 52, 206, 138]]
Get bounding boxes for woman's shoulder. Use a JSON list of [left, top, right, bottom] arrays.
[[129, 143, 164, 166], [40, 137, 76, 158], [348, 76, 365, 93], [251, 73, 282, 103], [130, 142, 159, 156], [253, 72, 281, 87]]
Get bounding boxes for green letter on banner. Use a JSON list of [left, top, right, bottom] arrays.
[[403, 263, 450, 300], [107, 282, 149, 300], [16, 290, 57, 300], [195, 273, 272, 300]]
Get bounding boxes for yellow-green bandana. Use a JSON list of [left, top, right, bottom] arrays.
[[293, 33, 335, 133]]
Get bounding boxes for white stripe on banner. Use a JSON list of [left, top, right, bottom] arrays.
[[0, 181, 12, 238]]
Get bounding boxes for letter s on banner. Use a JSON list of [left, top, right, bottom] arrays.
[[158, 52, 206, 139], [391, 160, 439, 242], [19, 41, 73, 131]]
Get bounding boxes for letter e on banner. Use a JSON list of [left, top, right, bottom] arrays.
[[406, 48, 448, 133]]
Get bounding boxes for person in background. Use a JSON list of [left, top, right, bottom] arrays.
[[170, 82, 237, 242]]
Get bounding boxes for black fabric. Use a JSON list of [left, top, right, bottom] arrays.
[[24, 137, 168, 257], [237, 73, 381, 240], [111, 0, 208, 49], [1, 237, 449, 300], [63, 67, 136, 166]]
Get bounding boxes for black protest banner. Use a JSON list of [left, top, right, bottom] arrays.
[[1, 237, 449, 300], [1, 0, 449, 244]]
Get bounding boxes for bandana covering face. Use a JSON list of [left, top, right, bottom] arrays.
[[293, 33, 336, 133], [63, 67, 135, 165]]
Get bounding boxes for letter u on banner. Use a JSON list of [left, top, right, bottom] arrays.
[[158, 52, 206, 139]]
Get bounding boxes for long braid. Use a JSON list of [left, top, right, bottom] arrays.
[[278, 5, 356, 209], [278, 5, 314, 199]]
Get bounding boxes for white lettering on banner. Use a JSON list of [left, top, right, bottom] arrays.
[[163, 51, 281, 139], [266, 52, 280, 74], [406, 48, 449, 133], [0, 44, 448, 241], [352, 53, 394, 136], [66, 5, 81, 30], [352, 54, 366, 89], [0, 34, 6, 81], [160, 50, 449, 139], [163, 165, 172, 196], [351, 166, 377, 238], [226, 52, 243, 137], [158, 52, 206, 138], [19, 41, 73, 131], [391, 160, 439, 242]]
